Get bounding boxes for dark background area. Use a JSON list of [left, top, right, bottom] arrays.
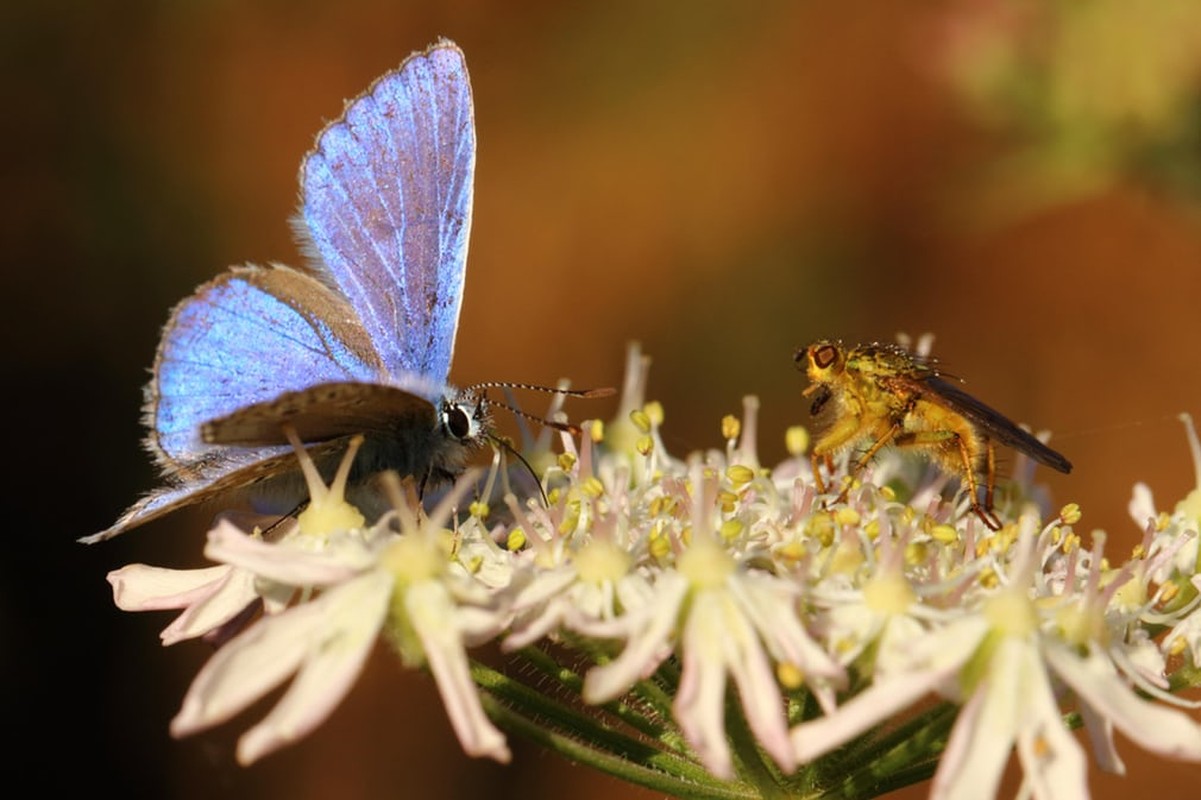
[[6, 2, 1201, 798]]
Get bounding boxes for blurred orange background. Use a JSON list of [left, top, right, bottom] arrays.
[[7, 1, 1201, 798]]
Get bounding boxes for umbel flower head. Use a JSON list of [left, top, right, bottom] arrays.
[[106, 343, 1201, 798]]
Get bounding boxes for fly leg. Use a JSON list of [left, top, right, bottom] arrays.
[[810, 411, 869, 497], [891, 429, 1000, 530], [836, 420, 903, 504], [979, 438, 1000, 530]]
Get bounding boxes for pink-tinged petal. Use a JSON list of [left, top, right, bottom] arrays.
[[931, 639, 1025, 800], [717, 596, 796, 773], [171, 595, 331, 737], [236, 571, 392, 764], [108, 564, 232, 611], [793, 669, 946, 762], [675, 592, 735, 779], [1128, 483, 1157, 529], [582, 573, 688, 704], [503, 597, 568, 651], [733, 574, 844, 683], [406, 581, 511, 763], [161, 568, 259, 645], [1077, 701, 1124, 774], [507, 564, 577, 610], [1015, 677, 1088, 800], [204, 521, 366, 585], [1047, 644, 1201, 761]]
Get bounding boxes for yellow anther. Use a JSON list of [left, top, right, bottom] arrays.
[[636, 434, 654, 456], [904, 541, 929, 565], [721, 414, 741, 441], [580, 476, 605, 499], [725, 465, 755, 487], [777, 662, 804, 690], [834, 507, 861, 527], [719, 519, 744, 542], [469, 500, 489, 520], [629, 409, 652, 433], [785, 425, 810, 457], [506, 527, 527, 551], [930, 524, 959, 544], [644, 401, 664, 427], [648, 521, 672, 560], [557, 452, 577, 472], [1059, 503, 1082, 525], [806, 513, 836, 548], [589, 419, 605, 443]]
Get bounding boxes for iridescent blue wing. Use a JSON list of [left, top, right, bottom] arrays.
[[296, 40, 474, 385], [147, 263, 387, 471], [86, 42, 479, 544], [80, 264, 398, 543]]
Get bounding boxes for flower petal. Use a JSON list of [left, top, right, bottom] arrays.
[[406, 581, 511, 763], [236, 571, 392, 764], [108, 564, 232, 611], [1047, 644, 1201, 761]]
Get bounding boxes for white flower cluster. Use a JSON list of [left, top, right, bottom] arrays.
[[109, 344, 1201, 798]]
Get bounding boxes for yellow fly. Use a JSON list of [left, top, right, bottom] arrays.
[[794, 340, 1071, 530]]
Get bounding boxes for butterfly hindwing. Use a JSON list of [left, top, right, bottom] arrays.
[[202, 381, 443, 446]]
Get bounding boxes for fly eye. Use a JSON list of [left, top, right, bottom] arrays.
[[445, 404, 472, 440], [813, 345, 838, 369]]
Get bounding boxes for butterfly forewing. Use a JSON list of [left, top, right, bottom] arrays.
[[299, 40, 474, 384], [149, 264, 386, 469]]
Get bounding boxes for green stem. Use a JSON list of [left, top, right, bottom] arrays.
[[724, 691, 789, 800], [478, 684, 757, 799], [515, 645, 680, 747], [824, 702, 956, 799]]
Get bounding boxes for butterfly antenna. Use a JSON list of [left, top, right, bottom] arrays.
[[487, 433, 550, 506], [466, 381, 615, 436], [467, 380, 615, 400]]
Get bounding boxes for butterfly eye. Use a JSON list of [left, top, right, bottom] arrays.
[[444, 404, 472, 440]]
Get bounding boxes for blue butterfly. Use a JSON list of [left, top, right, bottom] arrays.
[[85, 40, 490, 543]]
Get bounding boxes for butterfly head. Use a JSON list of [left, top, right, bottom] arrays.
[[440, 389, 492, 448]]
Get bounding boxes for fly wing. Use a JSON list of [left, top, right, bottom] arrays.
[[296, 40, 474, 385], [922, 376, 1072, 473]]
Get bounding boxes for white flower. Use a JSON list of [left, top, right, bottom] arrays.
[[793, 517, 1201, 798], [579, 461, 844, 780], [121, 433, 513, 765]]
